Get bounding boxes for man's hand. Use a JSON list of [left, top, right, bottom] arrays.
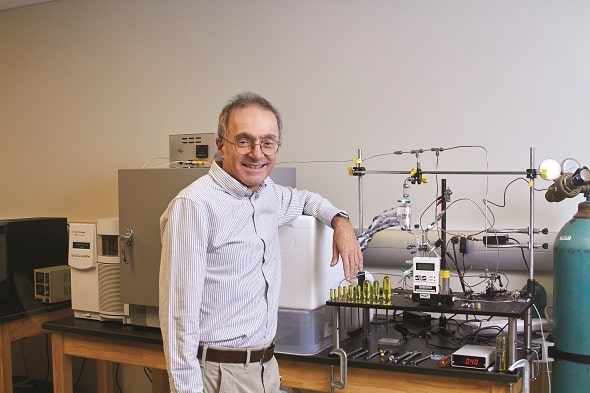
[[330, 215, 363, 281]]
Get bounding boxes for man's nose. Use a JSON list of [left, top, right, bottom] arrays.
[[248, 143, 266, 158]]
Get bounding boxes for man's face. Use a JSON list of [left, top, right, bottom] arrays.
[[217, 105, 280, 191]]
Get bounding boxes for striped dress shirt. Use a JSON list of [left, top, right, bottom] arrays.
[[159, 162, 342, 393]]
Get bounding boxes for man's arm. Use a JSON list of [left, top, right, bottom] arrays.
[[273, 183, 363, 281], [159, 197, 207, 393], [330, 214, 363, 282]]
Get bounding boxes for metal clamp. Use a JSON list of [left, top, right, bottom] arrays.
[[120, 228, 133, 264], [330, 347, 347, 392]]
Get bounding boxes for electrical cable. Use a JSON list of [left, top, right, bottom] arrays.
[[141, 157, 170, 168], [533, 303, 552, 393], [74, 358, 87, 389], [116, 363, 123, 393], [143, 367, 153, 383], [506, 236, 530, 271]]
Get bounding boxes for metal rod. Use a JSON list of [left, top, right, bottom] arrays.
[[525, 147, 536, 352], [357, 149, 364, 233], [363, 308, 370, 338], [485, 244, 546, 250], [361, 169, 528, 176], [332, 305, 340, 350], [529, 147, 536, 281], [441, 178, 447, 270], [508, 317, 517, 365]]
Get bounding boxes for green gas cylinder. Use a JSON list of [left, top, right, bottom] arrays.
[[553, 198, 590, 392]]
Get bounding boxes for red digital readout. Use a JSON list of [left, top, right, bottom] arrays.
[[464, 358, 480, 366]]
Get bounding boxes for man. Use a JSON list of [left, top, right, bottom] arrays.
[[159, 92, 362, 393]]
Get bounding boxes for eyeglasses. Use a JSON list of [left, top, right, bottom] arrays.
[[220, 136, 281, 156]]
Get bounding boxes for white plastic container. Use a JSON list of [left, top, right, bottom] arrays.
[[278, 215, 345, 310], [275, 306, 333, 355]]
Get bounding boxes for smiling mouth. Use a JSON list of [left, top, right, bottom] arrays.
[[243, 163, 267, 169]]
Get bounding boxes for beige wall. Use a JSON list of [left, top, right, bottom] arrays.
[[2, 1, 587, 391], [2, 0, 588, 227]]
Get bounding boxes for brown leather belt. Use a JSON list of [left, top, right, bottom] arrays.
[[197, 343, 275, 363]]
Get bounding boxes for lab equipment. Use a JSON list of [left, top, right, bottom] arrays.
[[34, 265, 71, 303], [411, 256, 440, 303], [552, 196, 590, 391], [545, 165, 590, 202], [276, 215, 365, 355], [69, 218, 127, 322], [117, 167, 295, 327], [168, 133, 215, 167], [382, 275, 391, 304], [438, 355, 452, 368], [118, 167, 209, 327], [542, 158, 590, 391], [411, 353, 432, 366], [0, 217, 68, 314], [451, 345, 495, 370], [495, 332, 508, 372], [357, 202, 411, 251]]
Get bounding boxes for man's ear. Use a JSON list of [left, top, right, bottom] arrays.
[[216, 137, 225, 157]]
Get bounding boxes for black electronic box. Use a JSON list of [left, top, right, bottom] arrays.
[[0, 217, 68, 315]]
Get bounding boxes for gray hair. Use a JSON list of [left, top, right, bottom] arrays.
[[217, 92, 283, 140]]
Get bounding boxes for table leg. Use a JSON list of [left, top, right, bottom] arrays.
[[51, 331, 73, 393], [0, 323, 14, 393], [152, 369, 170, 393], [96, 360, 113, 393]]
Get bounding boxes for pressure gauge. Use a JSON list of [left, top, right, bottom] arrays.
[[561, 158, 581, 174], [539, 158, 561, 180]]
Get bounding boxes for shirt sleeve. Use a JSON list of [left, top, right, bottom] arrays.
[[272, 182, 342, 227], [159, 197, 208, 393]]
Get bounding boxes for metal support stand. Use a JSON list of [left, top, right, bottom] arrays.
[[508, 317, 518, 366], [347, 146, 539, 362], [331, 305, 341, 350]]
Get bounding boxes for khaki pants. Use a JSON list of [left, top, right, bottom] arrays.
[[201, 356, 280, 393]]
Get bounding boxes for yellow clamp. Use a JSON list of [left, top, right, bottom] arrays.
[[347, 158, 364, 176], [409, 167, 429, 183]]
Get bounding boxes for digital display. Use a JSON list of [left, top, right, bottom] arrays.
[[452, 354, 486, 369], [35, 271, 45, 282], [465, 358, 480, 366], [195, 145, 209, 158], [415, 262, 435, 271], [72, 242, 91, 250]]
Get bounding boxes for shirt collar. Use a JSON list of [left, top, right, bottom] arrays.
[[209, 161, 267, 198]]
